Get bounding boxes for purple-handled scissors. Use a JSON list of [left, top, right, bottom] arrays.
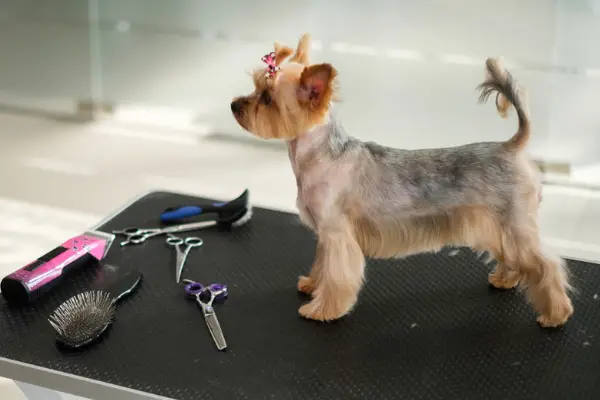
[[183, 280, 228, 351]]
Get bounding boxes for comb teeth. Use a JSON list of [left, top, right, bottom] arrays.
[[48, 291, 116, 348]]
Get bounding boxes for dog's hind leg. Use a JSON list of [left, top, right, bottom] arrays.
[[488, 262, 521, 290], [437, 206, 520, 290], [486, 232, 520, 290], [500, 221, 573, 327], [437, 206, 520, 289]]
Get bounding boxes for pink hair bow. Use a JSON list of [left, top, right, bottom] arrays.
[[261, 52, 280, 78]]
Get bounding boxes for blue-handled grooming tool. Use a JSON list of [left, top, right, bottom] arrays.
[[160, 189, 252, 229], [162, 206, 205, 221]]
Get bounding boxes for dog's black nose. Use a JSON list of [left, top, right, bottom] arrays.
[[231, 100, 243, 114]]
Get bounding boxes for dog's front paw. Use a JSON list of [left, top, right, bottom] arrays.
[[299, 303, 340, 322], [297, 276, 315, 295], [298, 297, 352, 322], [488, 270, 520, 289], [536, 297, 574, 328]]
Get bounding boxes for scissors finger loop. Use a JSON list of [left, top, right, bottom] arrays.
[[210, 284, 228, 297], [112, 227, 141, 235], [185, 237, 203, 247], [166, 236, 184, 246], [127, 234, 148, 244], [185, 282, 205, 294]]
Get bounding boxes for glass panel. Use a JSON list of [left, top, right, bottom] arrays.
[[548, 0, 600, 181], [91, 1, 563, 148], [0, 0, 95, 112]]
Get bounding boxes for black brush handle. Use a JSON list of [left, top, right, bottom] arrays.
[[105, 270, 143, 305]]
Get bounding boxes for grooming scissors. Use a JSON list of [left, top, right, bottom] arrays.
[[184, 280, 228, 351], [111, 220, 215, 246], [166, 235, 203, 283]]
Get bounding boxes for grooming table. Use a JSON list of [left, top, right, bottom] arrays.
[[1, 191, 599, 400]]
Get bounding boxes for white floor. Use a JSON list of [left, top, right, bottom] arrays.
[[0, 378, 24, 400]]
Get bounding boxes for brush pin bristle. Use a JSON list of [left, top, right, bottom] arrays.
[[48, 291, 115, 348]]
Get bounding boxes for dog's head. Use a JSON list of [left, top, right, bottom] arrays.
[[230, 33, 338, 140]]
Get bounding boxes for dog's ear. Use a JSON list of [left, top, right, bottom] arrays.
[[273, 41, 294, 65], [290, 33, 311, 65], [298, 63, 337, 110]]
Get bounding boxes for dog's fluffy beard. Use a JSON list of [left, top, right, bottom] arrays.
[[231, 34, 573, 328]]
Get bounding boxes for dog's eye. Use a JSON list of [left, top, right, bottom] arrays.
[[259, 91, 272, 106]]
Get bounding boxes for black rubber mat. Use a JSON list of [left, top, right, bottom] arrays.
[[1, 191, 600, 400]]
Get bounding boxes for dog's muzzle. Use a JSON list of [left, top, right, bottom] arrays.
[[230, 99, 247, 116]]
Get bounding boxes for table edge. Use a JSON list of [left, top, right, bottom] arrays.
[[92, 189, 165, 230], [0, 357, 172, 400]]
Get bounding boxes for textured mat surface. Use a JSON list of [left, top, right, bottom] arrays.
[[1, 191, 600, 400]]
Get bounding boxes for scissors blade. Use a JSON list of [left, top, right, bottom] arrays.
[[162, 220, 217, 234], [175, 248, 185, 283], [204, 312, 227, 351]]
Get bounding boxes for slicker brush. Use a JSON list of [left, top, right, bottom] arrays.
[[48, 270, 142, 348]]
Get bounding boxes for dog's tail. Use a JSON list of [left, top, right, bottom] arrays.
[[477, 57, 530, 151]]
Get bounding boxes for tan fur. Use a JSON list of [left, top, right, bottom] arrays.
[[478, 57, 531, 151], [231, 34, 573, 328], [273, 42, 294, 65], [289, 33, 311, 65], [298, 217, 365, 320]]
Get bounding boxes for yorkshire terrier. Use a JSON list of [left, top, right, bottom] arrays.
[[231, 33, 573, 328]]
